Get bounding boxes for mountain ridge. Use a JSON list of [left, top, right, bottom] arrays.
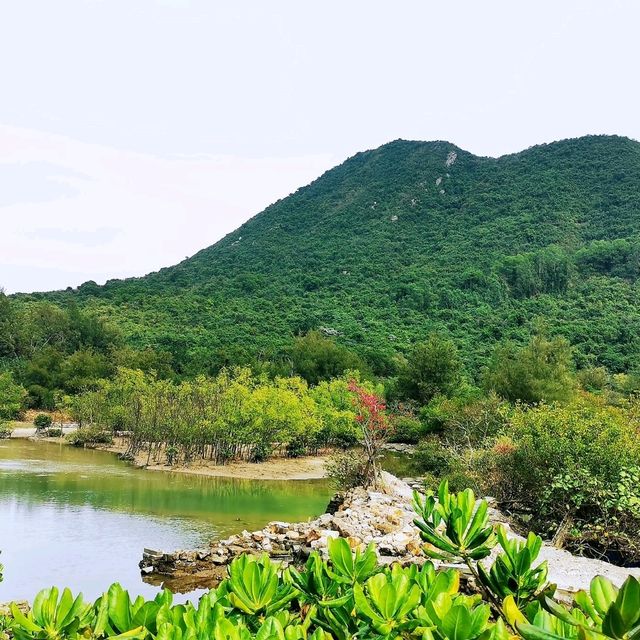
[[18, 133, 640, 376]]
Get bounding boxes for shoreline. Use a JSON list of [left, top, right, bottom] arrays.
[[101, 438, 330, 481], [4, 429, 329, 480]]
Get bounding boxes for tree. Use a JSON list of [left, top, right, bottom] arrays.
[[59, 349, 112, 394], [0, 290, 20, 358], [0, 372, 27, 420], [397, 333, 462, 405], [289, 331, 368, 385], [484, 333, 575, 404], [348, 380, 390, 488]]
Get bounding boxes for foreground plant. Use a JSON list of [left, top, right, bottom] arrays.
[[413, 480, 550, 630], [9, 587, 92, 640], [2, 482, 639, 640]]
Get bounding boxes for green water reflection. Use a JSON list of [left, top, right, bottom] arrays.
[[0, 439, 331, 601]]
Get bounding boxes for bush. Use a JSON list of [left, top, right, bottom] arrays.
[[285, 435, 307, 458], [577, 366, 609, 391], [33, 413, 53, 429], [330, 430, 359, 450], [484, 334, 576, 404], [396, 333, 462, 404], [249, 442, 272, 463], [66, 426, 113, 447], [489, 398, 640, 560], [389, 416, 424, 444], [425, 393, 509, 451], [46, 427, 63, 437], [0, 372, 27, 420], [413, 438, 453, 475], [325, 450, 368, 490], [165, 445, 179, 465], [0, 425, 11, 439]]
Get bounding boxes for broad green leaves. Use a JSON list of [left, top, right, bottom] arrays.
[[4, 533, 640, 640], [326, 537, 378, 585], [413, 480, 496, 561], [518, 576, 640, 640], [223, 555, 297, 617], [353, 567, 421, 635], [478, 528, 549, 606], [10, 587, 92, 640]]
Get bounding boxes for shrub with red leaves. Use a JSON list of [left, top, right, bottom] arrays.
[[347, 380, 391, 487]]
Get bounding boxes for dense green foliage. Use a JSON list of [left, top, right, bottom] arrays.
[[0, 373, 25, 420], [491, 398, 640, 559], [413, 391, 640, 562], [0, 295, 138, 408], [395, 334, 462, 405], [69, 368, 369, 465], [2, 484, 640, 640], [483, 333, 575, 404], [5, 135, 640, 409], [33, 413, 52, 430], [12, 135, 640, 382]]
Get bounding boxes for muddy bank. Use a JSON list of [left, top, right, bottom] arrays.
[[140, 472, 640, 597], [102, 438, 329, 480]]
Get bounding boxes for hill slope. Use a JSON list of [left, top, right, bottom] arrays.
[[29, 135, 640, 375]]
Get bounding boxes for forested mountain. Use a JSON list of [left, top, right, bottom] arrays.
[[15, 134, 640, 377]]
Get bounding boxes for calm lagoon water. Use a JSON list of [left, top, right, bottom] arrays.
[[0, 439, 331, 602]]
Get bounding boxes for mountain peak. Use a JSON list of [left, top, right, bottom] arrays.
[[26, 134, 640, 376]]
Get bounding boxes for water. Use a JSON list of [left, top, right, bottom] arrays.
[[0, 439, 331, 602], [379, 450, 421, 478]]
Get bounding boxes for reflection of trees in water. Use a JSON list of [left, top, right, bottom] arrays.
[[0, 446, 330, 526]]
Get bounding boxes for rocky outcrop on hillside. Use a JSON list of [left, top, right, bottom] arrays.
[[140, 472, 640, 596]]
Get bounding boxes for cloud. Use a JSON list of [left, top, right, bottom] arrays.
[[0, 161, 87, 207], [0, 125, 337, 293], [25, 227, 122, 247]]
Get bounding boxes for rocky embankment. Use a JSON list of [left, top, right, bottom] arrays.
[[140, 472, 640, 596]]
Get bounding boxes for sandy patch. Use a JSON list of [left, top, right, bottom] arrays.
[[103, 438, 329, 480], [142, 456, 328, 480]]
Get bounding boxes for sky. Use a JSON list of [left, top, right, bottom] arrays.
[[1, 0, 639, 293]]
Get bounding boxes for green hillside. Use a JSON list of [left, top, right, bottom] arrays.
[[18, 134, 640, 376]]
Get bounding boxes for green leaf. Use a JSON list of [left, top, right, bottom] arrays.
[[108, 583, 133, 632], [590, 576, 618, 617], [440, 605, 472, 640], [328, 538, 354, 581], [518, 622, 568, 640], [603, 604, 627, 640], [615, 576, 640, 629], [256, 617, 285, 640], [9, 604, 42, 634]]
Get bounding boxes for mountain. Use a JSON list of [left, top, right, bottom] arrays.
[[25, 135, 640, 376]]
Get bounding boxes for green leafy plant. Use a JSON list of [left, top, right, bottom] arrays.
[[518, 575, 640, 640], [412, 480, 496, 562], [353, 565, 421, 636], [9, 587, 92, 640], [221, 554, 297, 618], [4, 493, 639, 640], [477, 527, 549, 607], [413, 479, 554, 633], [326, 537, 378, 586], [33, 414, 53, 430]]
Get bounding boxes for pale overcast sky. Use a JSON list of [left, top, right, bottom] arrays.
[[1, 0, 638, 293]]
